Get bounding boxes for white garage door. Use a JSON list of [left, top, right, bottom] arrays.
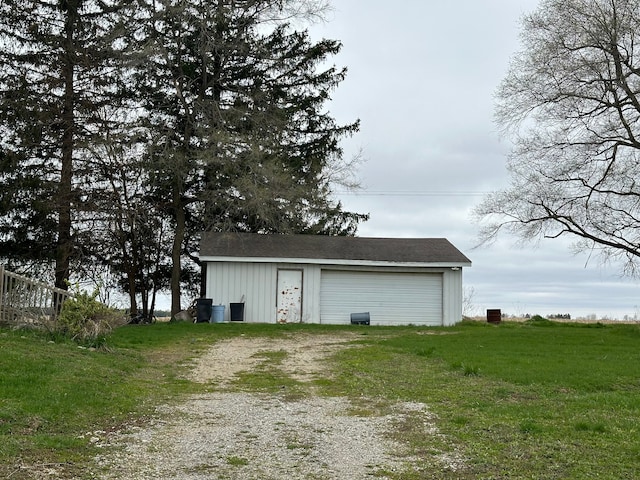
[[320, 270, 443, 326]]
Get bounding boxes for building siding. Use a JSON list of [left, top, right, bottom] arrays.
[[206, 261, 322, 323], [205, 261, 463, 326], [206, 261, 276, 322], [442, 268, 463, 326]]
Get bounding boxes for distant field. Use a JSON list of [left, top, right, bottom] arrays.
[[1, 320, 639, 479], [468, 315, 640, 324]]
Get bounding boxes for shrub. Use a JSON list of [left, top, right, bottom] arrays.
[[56, 289, 125, 346]]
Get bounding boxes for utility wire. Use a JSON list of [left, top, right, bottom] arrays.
[[334, 191, 488, 197]]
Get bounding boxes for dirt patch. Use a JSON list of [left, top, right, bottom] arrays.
[[188, 333, 360, 385]]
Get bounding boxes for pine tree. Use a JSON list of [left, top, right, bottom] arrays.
[[0, 0, 130, 288], [133, 0, 365, 313], [0, 0, 366, 313]]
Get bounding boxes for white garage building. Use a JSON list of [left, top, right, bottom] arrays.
[[199, 233, 472, 326]]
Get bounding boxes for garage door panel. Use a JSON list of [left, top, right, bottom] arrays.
[[320, 270, 442, 326]]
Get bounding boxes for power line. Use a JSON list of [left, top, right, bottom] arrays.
[[334, 190, 489, 197]]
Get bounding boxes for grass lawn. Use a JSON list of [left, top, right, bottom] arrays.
[[1, 320, 639, 479]]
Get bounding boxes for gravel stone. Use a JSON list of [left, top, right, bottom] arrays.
[[91, 333, 464, 478]]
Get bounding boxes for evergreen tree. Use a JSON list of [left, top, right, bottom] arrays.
[[0, 0, 366, 313], [0, 0, 130, 288], [133, 0, 365, 313]]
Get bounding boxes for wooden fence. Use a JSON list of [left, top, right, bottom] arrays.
[[0, 265, 73, 327]]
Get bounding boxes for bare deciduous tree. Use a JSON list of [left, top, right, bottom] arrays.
[[475, 0, 640, 275]]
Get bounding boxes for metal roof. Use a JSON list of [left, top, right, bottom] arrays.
[[199, 232, 471, 266]]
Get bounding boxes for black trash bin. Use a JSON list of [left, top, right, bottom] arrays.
[[196, 298, 213, 323], [350, 312, 370, 325], [230, 302, 245, 321]]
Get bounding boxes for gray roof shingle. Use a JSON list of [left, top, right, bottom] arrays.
[[200, 232, 471, 265]]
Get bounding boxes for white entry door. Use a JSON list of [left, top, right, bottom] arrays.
[[276, 269, 303, 323]]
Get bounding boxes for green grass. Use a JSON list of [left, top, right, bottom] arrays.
[[0, 323, 207, 478], [1, 320, 639, 479], [226, 455, 249, 466], [322, 321, 640, 479]]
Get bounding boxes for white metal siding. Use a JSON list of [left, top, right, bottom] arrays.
[[205, 261, 321, 323], [205, 262, 461, 325], [320, 270, 443, 326], [442, 269, 463, 326], [206, 262, 277, 322]]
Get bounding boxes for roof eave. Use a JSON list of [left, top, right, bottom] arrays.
[[199, 256, 472, 268]]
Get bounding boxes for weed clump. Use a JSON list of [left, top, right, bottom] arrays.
[[56, 289, 124, 347], [524, 315, 556, 327]]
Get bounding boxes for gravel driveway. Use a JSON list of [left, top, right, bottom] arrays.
[[91, 333, 464, 479]]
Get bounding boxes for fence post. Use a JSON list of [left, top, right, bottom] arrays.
[[52, 289, 64, 323]]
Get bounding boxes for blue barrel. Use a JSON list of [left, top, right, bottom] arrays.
[[211, 304, 225, 323]]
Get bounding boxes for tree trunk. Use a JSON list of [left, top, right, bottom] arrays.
[[171, 184, 186, 317], [56, 4, 77, 291], [127, 269, 137, 314]]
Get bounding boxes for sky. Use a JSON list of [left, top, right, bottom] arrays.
[[308, 0, 640, 320]]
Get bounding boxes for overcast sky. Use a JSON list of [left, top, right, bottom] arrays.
[[310, 0, 640, 320]]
